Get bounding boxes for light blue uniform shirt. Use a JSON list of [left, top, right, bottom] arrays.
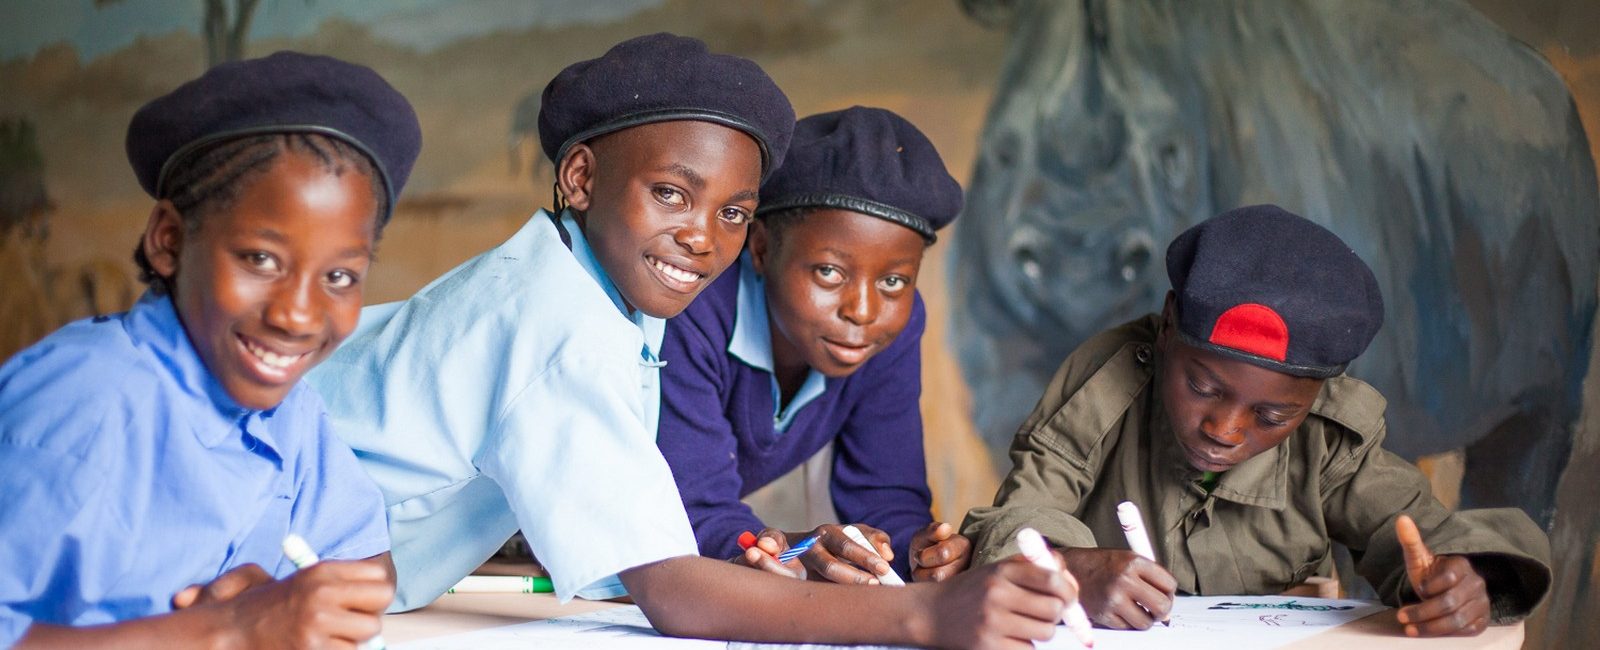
[[0, 293, 389, 646], [727, 253, 827, 433], [307, 210, 698, 610]]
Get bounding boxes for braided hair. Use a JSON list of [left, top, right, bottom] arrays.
[[133, 132, 387, 295]]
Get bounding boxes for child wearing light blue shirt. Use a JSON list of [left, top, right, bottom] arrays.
[[307, 34, 1084, 648]]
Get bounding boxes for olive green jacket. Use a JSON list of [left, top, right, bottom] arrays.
[[961, 315, 1550, 623]]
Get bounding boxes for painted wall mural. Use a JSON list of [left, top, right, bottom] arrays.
[[952, 0, 1597, 524], [1, 0, 1596, 645], [950, 1, 1600, 645]]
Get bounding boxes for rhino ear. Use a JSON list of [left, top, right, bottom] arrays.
[[958, 0, 1019, 28]]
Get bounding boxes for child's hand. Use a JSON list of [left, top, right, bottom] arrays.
[[1058, 547, 1176, 629], [1395, 514, 1490, 637], [920, 555, 1079, 649], [210, 558, 393, 648], [171, 563, 274, 609], [730, 528, 801, 578], [909, 522, 972, 582], [799, 523, 895, 584]]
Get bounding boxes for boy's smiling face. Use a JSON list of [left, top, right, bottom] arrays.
[[144, 150, 378, 410], [752, 209, 926, 378], [1157, 296, 1325, 473], [561, 120, 762, 318]]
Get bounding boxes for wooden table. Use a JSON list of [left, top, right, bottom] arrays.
[[383, 592, 1523, 648]]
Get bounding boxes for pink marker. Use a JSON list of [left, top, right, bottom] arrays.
[[1015, 528, 1094, 648]]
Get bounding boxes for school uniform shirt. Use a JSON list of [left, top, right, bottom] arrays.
[[307, 209, 698, 611], [0, 292, 389, 645], [961, 315, 1552, 623], [657, 254, 933, 576]]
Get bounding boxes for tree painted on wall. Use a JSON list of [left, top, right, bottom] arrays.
[[94, 0, 308, 68]]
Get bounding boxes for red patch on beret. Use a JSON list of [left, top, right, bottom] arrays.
[[1209, 303, 1289, 361]]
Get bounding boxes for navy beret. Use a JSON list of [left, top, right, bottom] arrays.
[[756, 106, 962, 243], [1165, 204, 1384, 378], [127, 51, 421, 225], [538, 33, 794, 179]]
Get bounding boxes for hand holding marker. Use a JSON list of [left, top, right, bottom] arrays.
[[1116, 501, 1170, 626], [842, 525, 905, 586], [736, 529, 819, 563], [1015, 528, 1095, 648], [282, 534, 388, 650]]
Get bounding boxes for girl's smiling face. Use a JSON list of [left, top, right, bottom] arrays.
[[143, 149, 379, 410]]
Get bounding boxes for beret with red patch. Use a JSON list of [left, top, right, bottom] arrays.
[[1165, 204, 1384, 378]]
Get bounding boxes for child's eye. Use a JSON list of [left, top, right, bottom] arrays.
[[815, 265, 843, 284], [878, 275, 911, 292], [242, 252, 279, 272], [1257, 412, 1291, 428], [719, 207, 752, 225], [652, 186, 686, 207], [1187, 379, 1218, 398], [326, 269, 360, 290]]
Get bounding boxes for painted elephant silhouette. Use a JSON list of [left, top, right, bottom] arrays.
[[951, 0, 1597, 525]]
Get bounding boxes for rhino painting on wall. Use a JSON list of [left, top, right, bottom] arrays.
[[950, 0, 1597, 531]]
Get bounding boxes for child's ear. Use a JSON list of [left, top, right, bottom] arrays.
[[556, 144, 597, 212], [747, 219, 771, 275], [141, 201, 185, 281]]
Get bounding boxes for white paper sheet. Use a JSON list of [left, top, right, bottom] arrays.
[[1038, 595, 1387, 650], [397, 595, 1385, 650], [394, 606, 723, 650]]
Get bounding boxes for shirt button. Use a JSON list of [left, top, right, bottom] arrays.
[[1135, 345, 1152, 365]]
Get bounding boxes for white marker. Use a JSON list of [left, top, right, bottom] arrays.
[[447, 575, 552, 593], [1015, 528, 1095, 648], [840, 525, 905, 586], [282, 534, 388, 650], [1115, 501, 1170, 626], [1116, 501, 1158, 561]]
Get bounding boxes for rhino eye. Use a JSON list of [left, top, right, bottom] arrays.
[[1016, 245, 1044, 283], [1157, 140, 1191, 189], [1115, 230, 1154, 283], [986, 128, 1022, 171]]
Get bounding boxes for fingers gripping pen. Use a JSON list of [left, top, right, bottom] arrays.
[[1016, 528, 1095, 648], [1116, 501, 1170, 626], [283, 535, 388, 650]]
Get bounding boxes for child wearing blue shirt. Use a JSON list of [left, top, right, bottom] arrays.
[[0, 52, 420, 648], [657, 107, 974, 584], [308, 34, 1081, 648]]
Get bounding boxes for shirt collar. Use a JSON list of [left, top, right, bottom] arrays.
[[726, 253, 827, 432], [553, 209, 665, 362], [123, 291, 275, 450], [728, 253, 773, 370]]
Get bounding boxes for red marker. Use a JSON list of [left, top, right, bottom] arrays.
[[739, 530, 789, 568]]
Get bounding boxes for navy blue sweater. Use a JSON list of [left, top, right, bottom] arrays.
[[657, 268, 934, 576]]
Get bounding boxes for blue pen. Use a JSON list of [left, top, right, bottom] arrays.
[[777, 536, 819, 562]]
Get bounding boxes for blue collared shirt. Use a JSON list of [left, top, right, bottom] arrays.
[[726, 254, 827, 433], [0, 293, 389, 645], [307, 210, 697, 610]]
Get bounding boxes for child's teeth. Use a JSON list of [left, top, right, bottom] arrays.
[[654, 259, 698, 282], [245, 339, 300, 369]]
